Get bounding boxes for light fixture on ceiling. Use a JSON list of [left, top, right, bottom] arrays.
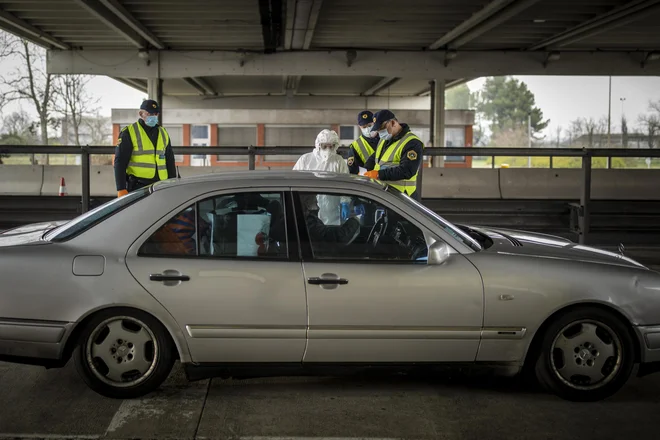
[[533, 19, 546, 23]]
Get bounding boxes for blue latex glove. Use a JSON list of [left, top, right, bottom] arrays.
[[341, 202, 351, 222]]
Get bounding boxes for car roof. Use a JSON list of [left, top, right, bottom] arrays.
[[152, 170, 388, 191]]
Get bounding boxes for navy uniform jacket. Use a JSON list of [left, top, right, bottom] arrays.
[[347, 134, 380, 174], [364, 123, 423, 183], [114, 119, 177, 191]]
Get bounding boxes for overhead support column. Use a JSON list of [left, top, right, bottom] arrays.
[[147, 78, 163, 124], [434, 79, 446, 168]]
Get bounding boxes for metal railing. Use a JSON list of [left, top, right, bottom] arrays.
[[2, 145, 660, 245]]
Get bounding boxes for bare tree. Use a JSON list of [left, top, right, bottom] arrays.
[[0, 110, 39, 162], [581, 118, 597, 147], [83, 112, 112, 145], [638, 113, 660, 149], [82, 113, 113, 165], [568, 118, 584, 146], [621, 115, 629, 148], [0, 34, 57, 151], [53, 75, 100, 146], [555, 125, 562, 147]]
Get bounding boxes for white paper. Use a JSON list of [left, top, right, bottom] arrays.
[[358, 167, 367, 176], [236, 214, 271, 257]]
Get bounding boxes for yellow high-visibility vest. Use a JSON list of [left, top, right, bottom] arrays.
[[125, 122, 169, 180], [349, 136, 375, 164], [373, 132, 423, 196]]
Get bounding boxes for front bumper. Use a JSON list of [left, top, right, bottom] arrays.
[[0, 319, 73, 367]]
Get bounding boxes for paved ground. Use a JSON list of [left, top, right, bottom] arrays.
[[0, 361, 659, 440]]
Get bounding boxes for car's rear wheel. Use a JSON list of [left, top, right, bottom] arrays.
[[534, 307, 635, 402], [73, 308, 175, 399]]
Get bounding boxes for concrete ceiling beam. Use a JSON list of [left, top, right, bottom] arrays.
[[363, 77, 400, 96], [0, 7, 70, 50], [48, 49, 660, 79], [416, 78, 469, 96], [429, 0, 515, 50], [530, 0, 660, 50], [112, 77, 148, 93], [283, 0, 323, 94], [73, 0, 147, 49], [258, 0, 284, 53], [430, 0, 541, 50], [183, 77, 209, 96], [99, 0, 165, 50]]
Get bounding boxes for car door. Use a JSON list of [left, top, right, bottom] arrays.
[[293, 188, 484, 363], [126, 188, 307, 363]]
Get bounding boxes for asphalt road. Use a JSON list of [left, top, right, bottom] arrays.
[[0, 361, 659, 440]]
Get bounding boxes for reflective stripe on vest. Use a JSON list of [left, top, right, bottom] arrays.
[[125, 122, 170, 180], [373, 132, 421, 196], [350, 136, 375, 163]]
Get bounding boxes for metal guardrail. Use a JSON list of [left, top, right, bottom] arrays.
[[3, 145, 660, 245]]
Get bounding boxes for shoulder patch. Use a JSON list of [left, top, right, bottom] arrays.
[[347, 156, 355, 166], [406, 150, 418, 161]]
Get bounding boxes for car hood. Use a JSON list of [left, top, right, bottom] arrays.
[[466, 225, 647, 270], [0, 220, 68, 247]]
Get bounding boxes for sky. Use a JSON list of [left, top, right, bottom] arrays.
[[2, 51, 660, 139], [467, 76, 660, 137]]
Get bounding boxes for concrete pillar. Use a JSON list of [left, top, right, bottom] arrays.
[[147, 79, 158, 101], [147, 78, 164, 125], [434, 79, 446, 168]]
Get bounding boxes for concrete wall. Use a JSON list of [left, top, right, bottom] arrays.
[[3, 166, 660, 200], [111, 109, 474, 127]]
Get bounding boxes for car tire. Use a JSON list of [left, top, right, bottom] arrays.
[[534, 306, 635, 402], [73, 308, 176, 399]]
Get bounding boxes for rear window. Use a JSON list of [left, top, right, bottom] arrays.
[[44, 187, 151, 242]]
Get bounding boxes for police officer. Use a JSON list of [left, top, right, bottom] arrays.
[[363, 110, 424, 200], [347, 110, 379, 175], [114, 99, 176, 197]]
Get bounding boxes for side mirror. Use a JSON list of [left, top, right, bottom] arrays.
[[428, 241, 452, 265]]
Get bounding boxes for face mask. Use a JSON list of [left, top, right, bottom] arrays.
[[319, 148, 333, 160], [361, 126, 372, 137], [145, 115, 159, 127], [378, 129, 391, 141]]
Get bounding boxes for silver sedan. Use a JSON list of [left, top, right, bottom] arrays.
[[1, 171, 659, 401]]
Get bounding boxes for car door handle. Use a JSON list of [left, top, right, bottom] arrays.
[[307, 277, 349, 285], [150, 273, 190, 282]]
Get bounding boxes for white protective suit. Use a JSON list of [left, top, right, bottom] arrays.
[[293, 129, 349, 225]]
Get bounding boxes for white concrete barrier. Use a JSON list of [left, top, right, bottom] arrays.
[[592, 169, 660, 200], [0, 165, 43, 195], [41, 166, 82, 196], [499, 169, 582, 199], [422, 168, 501, 198], [4, 165, 660, 200], [90, 166, 117, 197]]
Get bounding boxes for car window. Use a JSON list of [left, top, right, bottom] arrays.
[[45, 186, 151, 242], [139, 191, 288, 259], [297, 191, 429, 262], [385, 186, 482, 251]]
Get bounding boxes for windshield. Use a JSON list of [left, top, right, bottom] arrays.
[[44, 187, 151, 242], [385, 186, 482, 251]]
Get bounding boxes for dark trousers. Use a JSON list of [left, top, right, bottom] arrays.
[[126, 174, 158, 192]]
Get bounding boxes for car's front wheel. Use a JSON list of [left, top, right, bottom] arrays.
[[73, 308, 175, 399], [534, 307, 635, 402]]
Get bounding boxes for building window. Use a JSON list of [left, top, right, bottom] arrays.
[[191, 125, 209, 139], [339, 126, 355, 140], [444, 127, 466, 162]]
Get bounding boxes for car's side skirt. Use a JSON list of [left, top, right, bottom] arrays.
[[182, 361, 523, 382]]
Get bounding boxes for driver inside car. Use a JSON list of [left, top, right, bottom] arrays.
[[300, 193, 361, 246]]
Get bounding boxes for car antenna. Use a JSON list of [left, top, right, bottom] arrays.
[[176, 166, 181, 179]]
